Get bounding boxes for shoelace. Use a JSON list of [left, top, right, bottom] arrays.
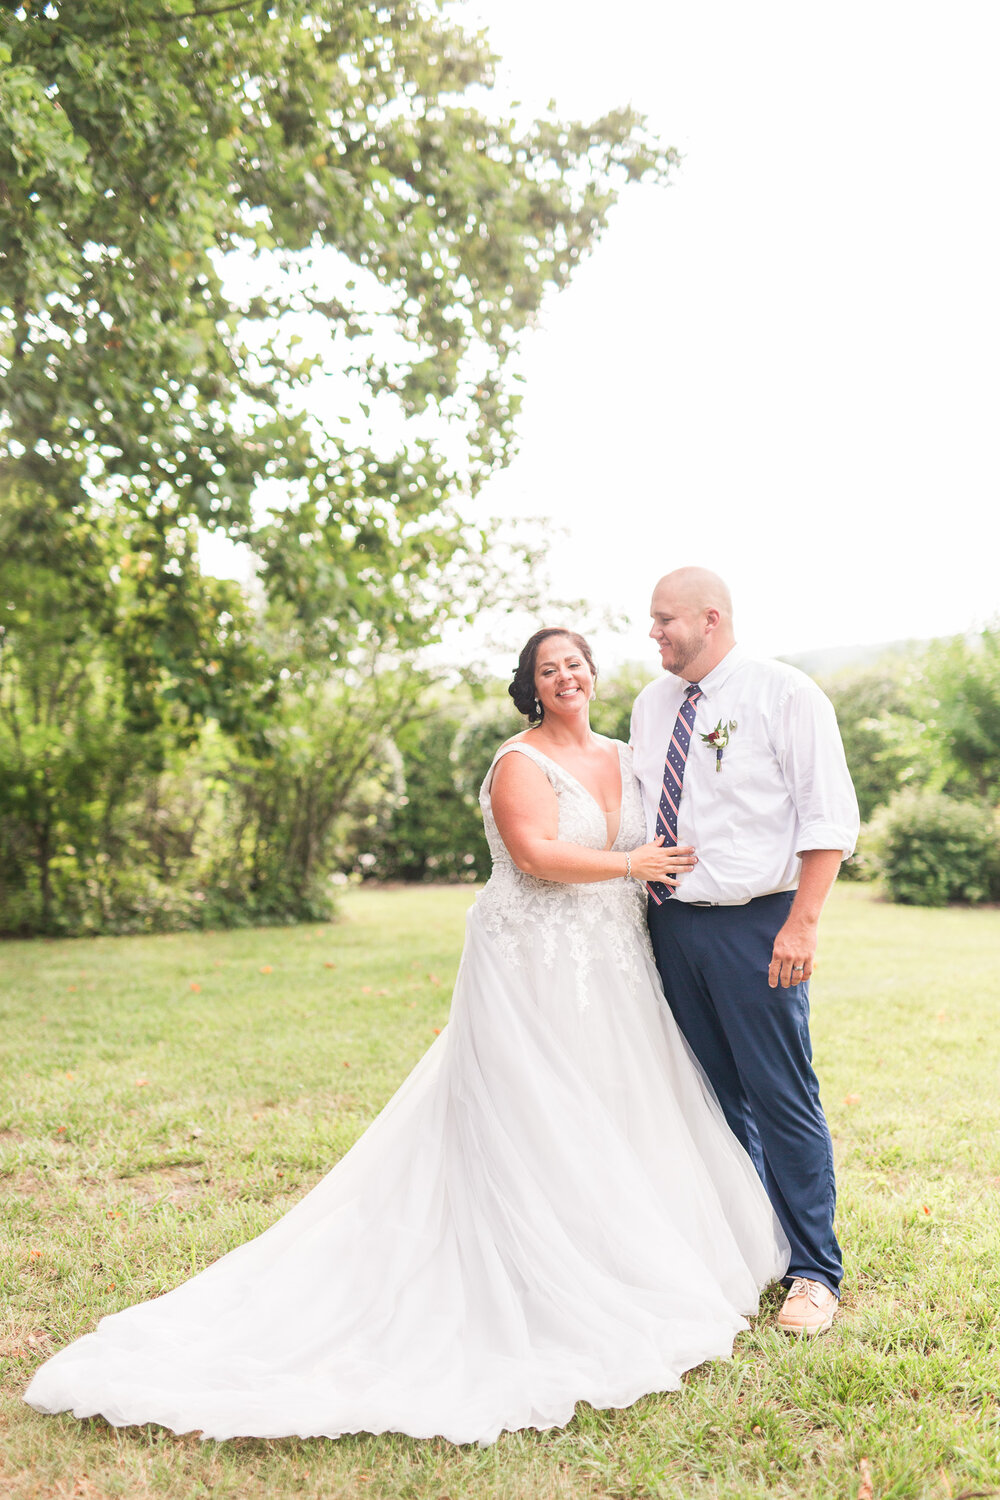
[[786, 1277, 826, 1305]]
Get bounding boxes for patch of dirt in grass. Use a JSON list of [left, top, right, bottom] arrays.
[[2, 1472, 130, 1500], [5, 1170, 54, 1207], [6, 1162, 212, 1213], [115, 1152, 206, 1178], [122, 1167, 206, 1208], [0, 1320, 56, 1361]]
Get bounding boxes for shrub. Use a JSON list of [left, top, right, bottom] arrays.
[[818, 655, 936, 824], [868, 791, 1000, 907], [361, 700, 518, 884]]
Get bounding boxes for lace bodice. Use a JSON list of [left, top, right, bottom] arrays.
[[474, 738, 654, 1009]]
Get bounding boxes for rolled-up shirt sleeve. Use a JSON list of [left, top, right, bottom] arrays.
[[776, 680, 860, 859]]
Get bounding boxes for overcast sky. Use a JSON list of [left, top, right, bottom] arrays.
[[205, 2, 999, 674], [457, 0, 1000, 667]]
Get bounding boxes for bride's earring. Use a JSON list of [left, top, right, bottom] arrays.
[[534, 698, 541, 717]]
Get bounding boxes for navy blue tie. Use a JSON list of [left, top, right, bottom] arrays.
[[647, 682, 702, 905]]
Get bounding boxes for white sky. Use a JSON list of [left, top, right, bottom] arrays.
[[458, 0, 1000, 667], [206, 1, 999, 674]]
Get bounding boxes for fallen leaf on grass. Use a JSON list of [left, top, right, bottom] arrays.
[[936, 1009, 947, 1022], [324, 961, 337, 969], [189, 981, 202, 993], [427, 973, 441, 985], [923, 1204, 931, 1215], [361, 985, 372, 994], [433, 1028, 441, 1036], [843, 1093, 861, 1106], [66, 1474, 105, 1499], [135, 1078, 149, 1087], [259, 965, 273, 974], [65, 1072, 75, 1081], [858, 1457, 873, 1500], [67, 985, 77, 993]]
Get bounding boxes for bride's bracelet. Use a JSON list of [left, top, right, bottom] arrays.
[[624, 851, 632, 880]]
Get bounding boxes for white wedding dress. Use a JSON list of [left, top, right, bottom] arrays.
[[25, 739, 788, 1446]]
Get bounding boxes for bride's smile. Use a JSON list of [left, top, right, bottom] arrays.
[[533, 642, 595, 725]]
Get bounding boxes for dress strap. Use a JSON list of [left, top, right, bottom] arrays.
[[483, 739, 560, 798]]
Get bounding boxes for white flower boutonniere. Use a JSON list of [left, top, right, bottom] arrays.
[[700, 719, 738, 772]]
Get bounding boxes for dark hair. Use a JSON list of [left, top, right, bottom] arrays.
[[508, 628, 597, 724]]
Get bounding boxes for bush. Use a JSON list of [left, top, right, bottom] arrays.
[[817, 654, 936, 825], [361, 698, 519, 884], [868, 791, 1000, 906]]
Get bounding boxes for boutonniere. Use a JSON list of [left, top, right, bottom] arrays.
[[700, 719, 738, 772]]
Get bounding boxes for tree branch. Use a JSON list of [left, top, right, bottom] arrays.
[[151, 1, 263, 21]]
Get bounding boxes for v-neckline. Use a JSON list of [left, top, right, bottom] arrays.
[[518, 736, 626, 851]]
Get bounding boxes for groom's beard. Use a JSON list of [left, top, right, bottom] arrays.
[[661, 638, 702, 677]]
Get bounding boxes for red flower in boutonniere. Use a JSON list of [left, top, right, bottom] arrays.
[[700, 719, 738, 772]]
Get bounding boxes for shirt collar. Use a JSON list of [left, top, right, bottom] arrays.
[[691, 644, 745, 701]]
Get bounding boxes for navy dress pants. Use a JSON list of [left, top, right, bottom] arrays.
[[648, 890, 842, 1297]]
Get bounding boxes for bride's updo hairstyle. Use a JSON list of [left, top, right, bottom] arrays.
[[508, 628, 598, 725]]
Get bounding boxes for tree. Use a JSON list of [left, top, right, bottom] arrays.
[[0, 485, 261, 930], [925, 626, 1000, 803], [818, 630, 1000, 820], [0, 489, 133, 930], [818, 654, 936, 824], [1, 2, 673, 932], [590, 662, 655, 745], [1, 0, 670, 690], [361, 685, 517, 883]]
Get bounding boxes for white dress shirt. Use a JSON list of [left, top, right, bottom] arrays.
[[630, 646, 860, 905]]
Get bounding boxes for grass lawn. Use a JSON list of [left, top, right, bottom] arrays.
[[2, 883, 999, 1500]]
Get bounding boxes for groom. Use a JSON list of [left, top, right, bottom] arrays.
[[630, 567, 859, 1334]]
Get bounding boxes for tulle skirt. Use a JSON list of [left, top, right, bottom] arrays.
[[25, 906, 788, 1445]]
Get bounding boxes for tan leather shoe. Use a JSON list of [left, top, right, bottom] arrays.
[[777, 1277, 838, 1335]]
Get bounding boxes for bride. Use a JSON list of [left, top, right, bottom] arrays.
[[25, 627, 788, 1446]]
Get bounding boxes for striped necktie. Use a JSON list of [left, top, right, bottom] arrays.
[[647, 681, 703, 905]]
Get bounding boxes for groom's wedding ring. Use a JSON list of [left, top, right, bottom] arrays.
[[792, 963, 805, 971]]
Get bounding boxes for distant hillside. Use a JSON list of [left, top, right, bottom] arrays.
[[614, 635, 958, 686], [779, 639, 931, 678]]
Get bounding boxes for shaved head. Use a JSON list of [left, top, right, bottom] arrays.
[[648, 567, 736, 679], [652, 567, 733, 626]]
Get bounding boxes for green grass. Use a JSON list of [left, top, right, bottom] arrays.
[[2, 884, 999, 1500]]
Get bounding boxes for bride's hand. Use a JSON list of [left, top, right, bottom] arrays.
[[628, 836, 697, 885]]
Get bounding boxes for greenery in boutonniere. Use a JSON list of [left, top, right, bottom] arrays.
[[700, 719, 738, 772]]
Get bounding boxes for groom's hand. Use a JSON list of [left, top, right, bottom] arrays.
[[768, 850, 842, 987], [768, 916, 817, 989]]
